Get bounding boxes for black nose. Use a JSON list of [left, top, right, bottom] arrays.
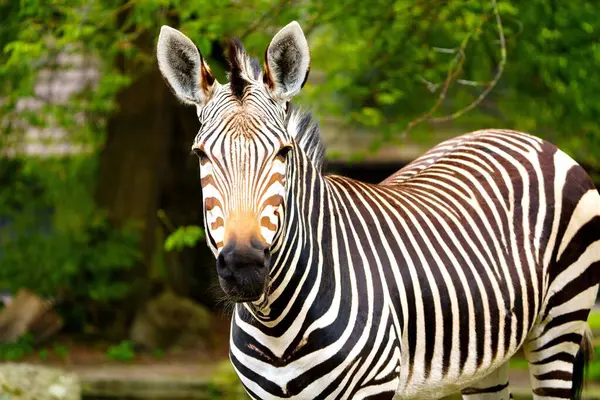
[[216, 238, 269, 280]]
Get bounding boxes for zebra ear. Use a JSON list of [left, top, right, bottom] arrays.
[[264, 21, 310, 103], [157, 26, 216, 107]]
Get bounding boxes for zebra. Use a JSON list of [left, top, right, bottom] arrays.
[[157, 21, 600, 399]]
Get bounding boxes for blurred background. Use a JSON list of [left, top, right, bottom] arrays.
[[0, 0, 599, 399]]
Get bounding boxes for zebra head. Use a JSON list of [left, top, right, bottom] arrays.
[[157, 22, 311, 302]]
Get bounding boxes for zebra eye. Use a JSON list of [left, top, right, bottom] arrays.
[[276, 146, 292, 160], [193, 148, 209, 163]]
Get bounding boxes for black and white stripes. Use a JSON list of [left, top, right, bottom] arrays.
[[157, 21, 600, 400]]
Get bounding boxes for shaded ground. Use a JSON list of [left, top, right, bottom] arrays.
[[12, 313, 235, 399]]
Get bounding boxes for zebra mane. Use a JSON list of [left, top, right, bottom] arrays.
[[286, 107, 326, 171], [226, 38, 262, 99]]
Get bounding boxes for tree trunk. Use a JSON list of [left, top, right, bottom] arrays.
[[95, 67, 174, 338]]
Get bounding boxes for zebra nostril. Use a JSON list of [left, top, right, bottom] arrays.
[[218, 239, 269, 273], [216, 253, 233, 281], [217, 253, 226, 268]]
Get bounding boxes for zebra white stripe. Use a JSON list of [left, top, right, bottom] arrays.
[[157, 21, 600, 400]]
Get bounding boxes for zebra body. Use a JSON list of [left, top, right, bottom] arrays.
[[231, 128, 600, 399], [157, 21, 600, 399]]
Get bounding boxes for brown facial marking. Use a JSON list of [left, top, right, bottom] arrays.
[[260, 195, 284, 214], [201, 174, 216, 188], [260, 216, 277, 231], [204, 197, 219, 212], [266, 173, 285, 187], [211, 217, 224, 230]]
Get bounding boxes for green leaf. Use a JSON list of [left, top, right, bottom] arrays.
[[164, 225, 205, 252]]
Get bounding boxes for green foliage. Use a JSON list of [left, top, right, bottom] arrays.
[[583, 342, 600, 382], [304, 0, 501, 126], [164, 225, 205, 252], [498, 1, 600, 167], [589, 346, 600, 382], [588, 311, 600, 333], [0, 0, 147, 331], [38, 346, 68, 361], [0, 334, 35, 361], [52, 343, 70, 360], [0, 335, 75, 362], [0, 333, 79, 369], [37, 349, 49, 361], [0, 157, 140, 302], [303, 0, 600, 168], [106, 340, 136, 362]]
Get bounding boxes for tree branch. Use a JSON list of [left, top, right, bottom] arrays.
[[401, 45, 468, 137], [399, 0, 506, 136], [429, 0, 505, 123]]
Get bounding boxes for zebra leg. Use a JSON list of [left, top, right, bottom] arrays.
[[461, 362, 512, 400], [524, 320, 593, 399]]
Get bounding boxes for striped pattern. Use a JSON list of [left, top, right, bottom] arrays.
[[195, 83, 292, 254], [225, 126, 600, 399], [157, 24, 600, 400]]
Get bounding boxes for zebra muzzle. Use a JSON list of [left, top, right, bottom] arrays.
[[216, 238, 270, 302]]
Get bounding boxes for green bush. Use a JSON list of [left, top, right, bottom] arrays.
[[0, 157, 140, 328], [0, 333, 35, 361]]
